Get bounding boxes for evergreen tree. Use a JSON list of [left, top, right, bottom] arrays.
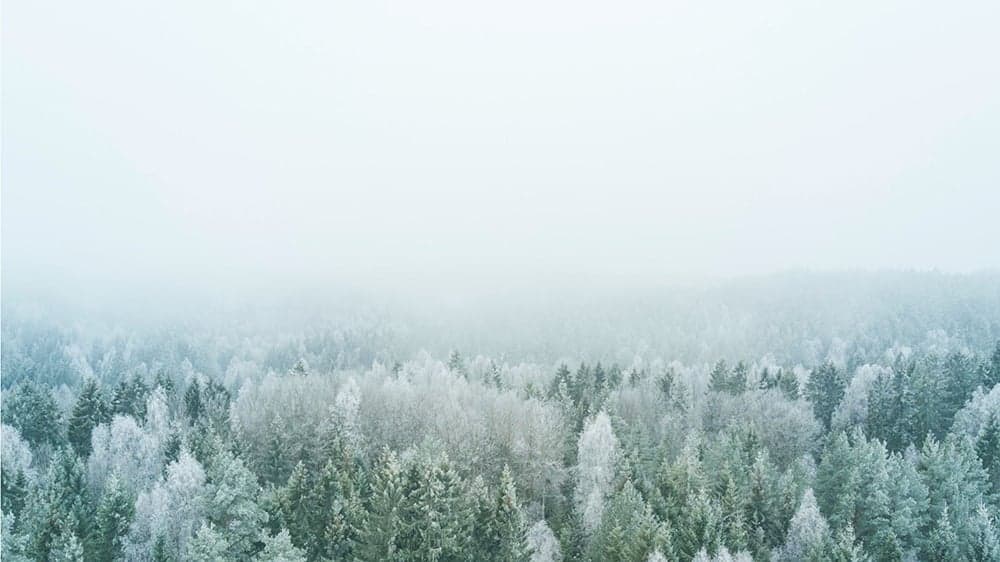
[[709, 360, 730, 394], [87, 473, 134, 561], [187, 522, 230, 562], [984, 341, 1000, 388], [2, 381, 63, 447], [492, 466, 530, 562], [774, 489, 829, 562], [205, 450, 269, 559], [111, 375, 150, 422], [805, 362, 846, 431], [927, 505, 960, 561], [918, 434, 991, 559], [255, 529, 307, 562], [976, 411, 1000, 497], [815, 432, 860, 532], [23, 449, 91, 560], [358, 449, 405, 560], [68, 378, 110, 457], [184, 379, 203, 422], [1, 467, 29, 521], [587, 480, 667, 562], [777, 369, 800, 400], [447, 350, 467, 378]]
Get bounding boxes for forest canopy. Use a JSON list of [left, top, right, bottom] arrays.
[[2, 272, 999, 561]]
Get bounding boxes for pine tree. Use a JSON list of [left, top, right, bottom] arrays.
[[49, 516, 85, 562], [447, 350, 467, 378], [777, 369, 799, 400], [927, 505, 959, 561], [187, 522, 229, 561], [2, 381, 63, 447], [774, 489, 829, 562], [493, 465, 529, 561], [805, 362, 845, 431], [976, 411, 1000, 497], [315, 458, 361, 560], [709, 360, 730, 394], [205, 450, 269, 559], [917, 434, 991, 559], [68, 378, 110, 457], [825, 525, 870, 562], [358, 449, 404, 560], [730, 361, 749, 394], [587, 480, 667, 562], [814, 433, 859, 532], [151, 535, 174, 562], [277, 461, 312, 551], [984, 341, 1000, 388], [87, 473, 134, 561], [1, 467, 29, 521], [111, 375, 150, 422], [24, 449, 91, 560], [970, 503, 1000, 562], [255, 529, 307, 562], [184, 379, 203, 422]]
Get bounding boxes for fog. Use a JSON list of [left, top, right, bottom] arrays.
[[4, 0, 999, 298]]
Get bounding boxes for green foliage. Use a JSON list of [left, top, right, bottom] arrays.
[[68, 378, 110, 457], [86, 473, 134, 561], [2, 381, 63, 447], [805, 362, 846, 431]]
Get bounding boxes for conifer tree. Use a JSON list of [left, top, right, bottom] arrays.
[[187, 522, 229, 562], [184, 379, 203, 422], [255, 529, 307, 562], [68, 378, 110, 457], [805, 362, 845, 431], [358, 449, 405, 560], [87, 473, 134, 561]]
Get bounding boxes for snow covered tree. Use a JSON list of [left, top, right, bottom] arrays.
[[187, 522, 229, 561], [2, 381, 63, 447], [527, 519, 562, 562], [358, 449, 405, 560], [774, 489, 829, 562], [124, 450, 207, 561], [255, 529, 307, 562], [805, 362, 846, 431], [68, 378, 110, 457], [587, 480, 668, 562], [205, 450, 268, 559], [575, 411, 619, 535], [86, 472, 134, 561]]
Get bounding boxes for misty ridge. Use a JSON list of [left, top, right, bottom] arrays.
[[4, 0, 1000, 561]]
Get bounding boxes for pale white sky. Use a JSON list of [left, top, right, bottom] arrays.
[[4, 0, 999, 292]]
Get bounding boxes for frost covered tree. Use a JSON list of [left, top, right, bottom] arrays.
[[805, 362, 845, 431], [774, 489, 829, 562], [187, 522, 229, 561], [204, 450, 268, 559], [68, 378, 110, 457], [124, 450, 207, 561], [527, 519, 562, 562], [255, 529, 307, 562], [575, 411, 619, 535], [86, 472, 134, 561]]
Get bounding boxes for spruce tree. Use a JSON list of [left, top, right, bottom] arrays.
[[68, 378, 110, 457], [805, 362, 845, 431], [184, 379, 203, 422], [358, 449, 404, 560], [87, 473, 134, 561]]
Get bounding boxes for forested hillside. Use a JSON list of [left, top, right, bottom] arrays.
[[2, 273, 1000, 561]]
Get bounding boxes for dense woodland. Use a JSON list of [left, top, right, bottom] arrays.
[[2, 273, 1000, 561]]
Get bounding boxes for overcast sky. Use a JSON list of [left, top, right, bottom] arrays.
[[4, 0, 999, 294]]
